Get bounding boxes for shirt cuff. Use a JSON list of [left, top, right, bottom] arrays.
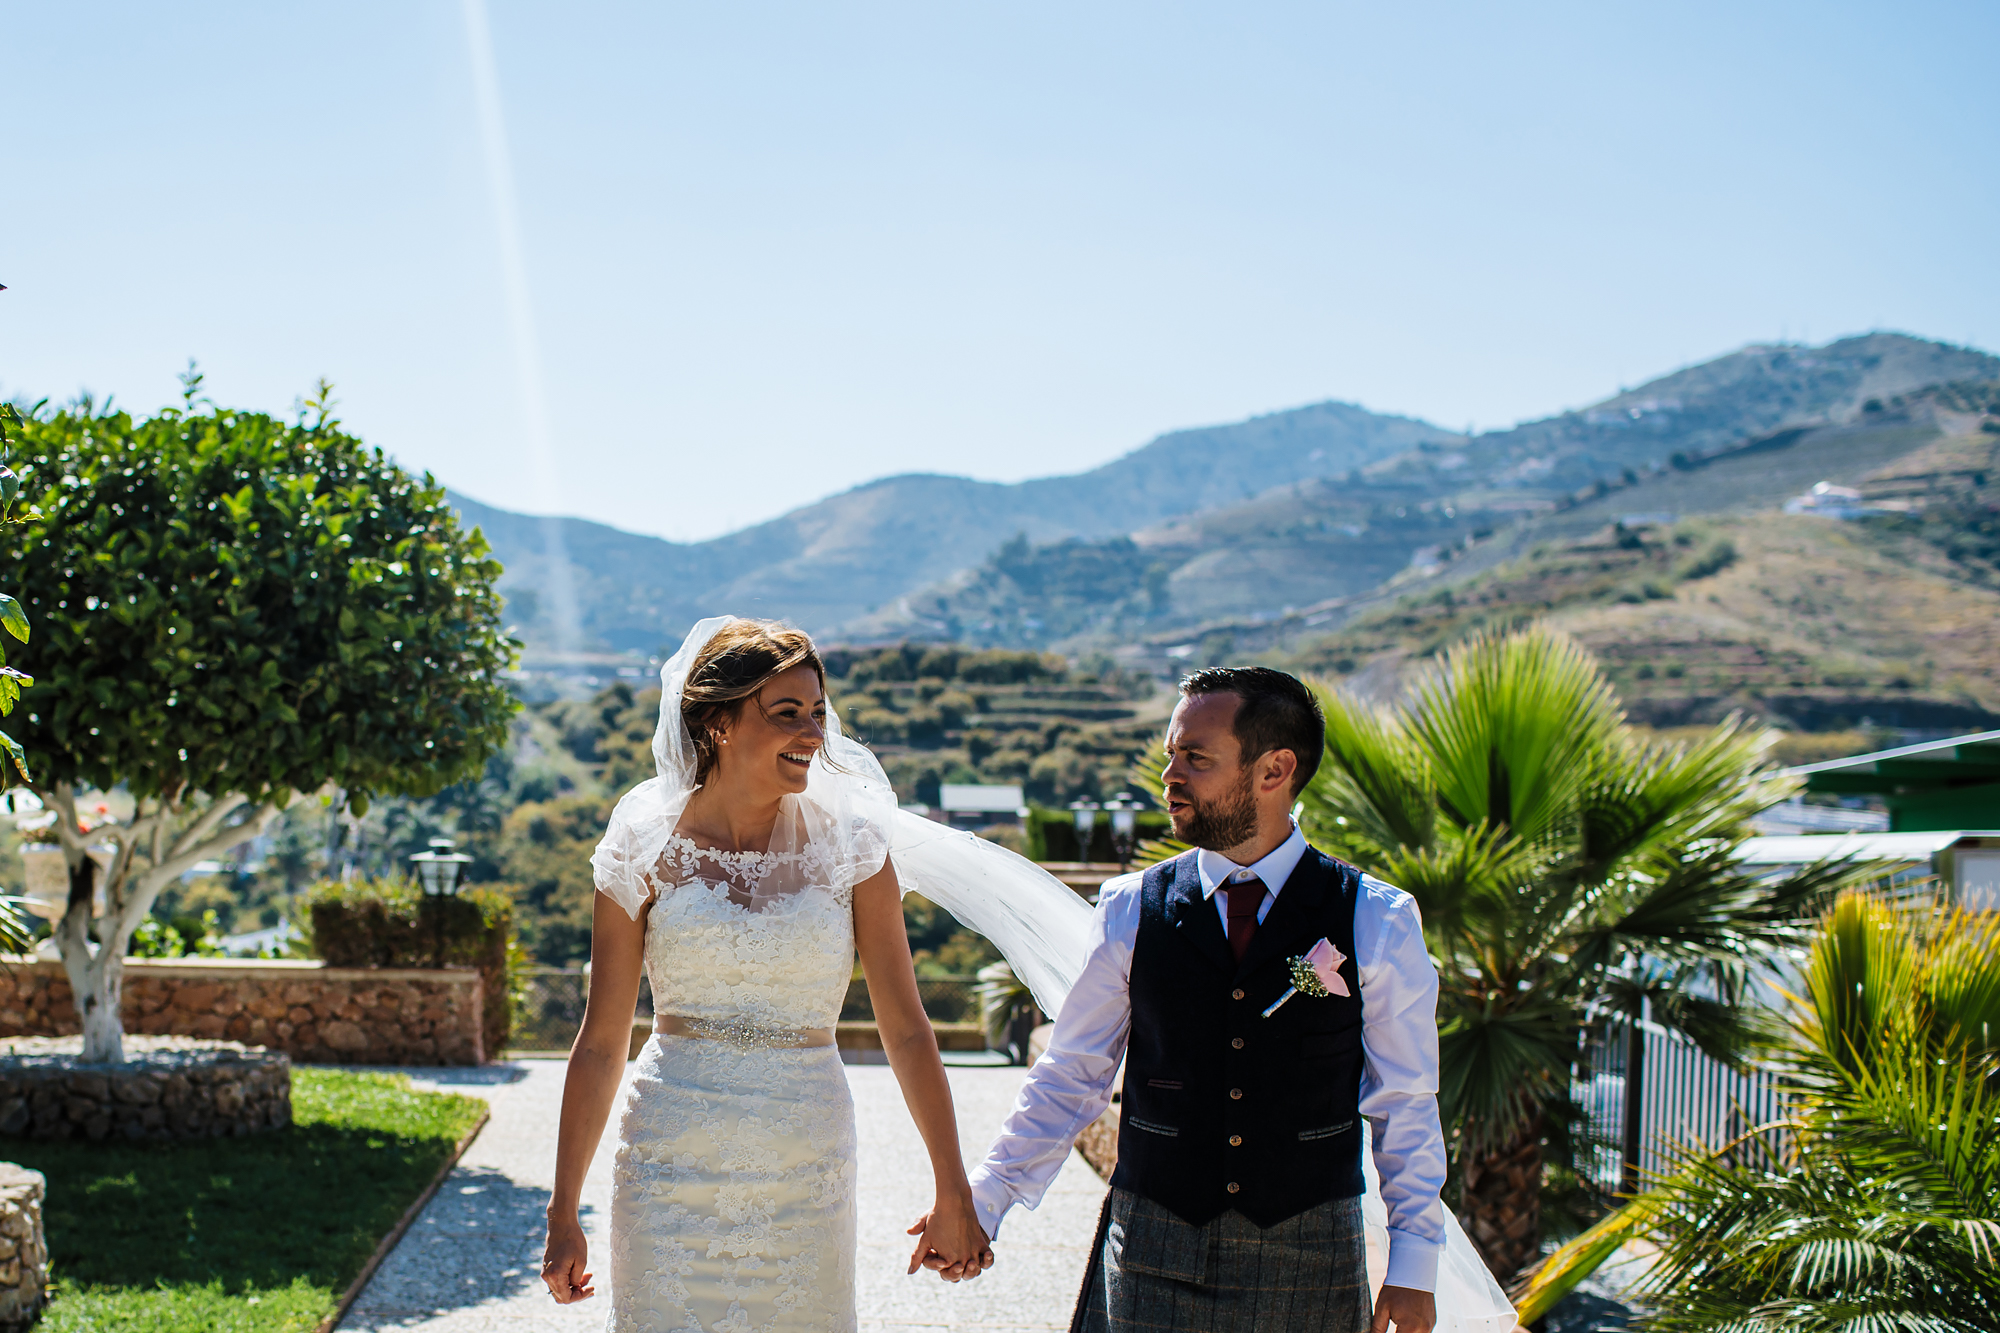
[[967, 1170, 1013, 1242], [1383, 1228, 1442, 1292]]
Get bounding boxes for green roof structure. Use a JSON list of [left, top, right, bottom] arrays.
[[1789, 729, 2000, 832]]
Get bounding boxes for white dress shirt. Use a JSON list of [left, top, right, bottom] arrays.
[[967, 823, 1449, 1292]]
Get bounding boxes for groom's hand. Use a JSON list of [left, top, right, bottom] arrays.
[[905, 1203, 995, 1282], [1370, 1284, 1436, 1333]]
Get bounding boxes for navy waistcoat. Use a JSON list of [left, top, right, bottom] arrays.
[[1110, 846, 1365, 1228]]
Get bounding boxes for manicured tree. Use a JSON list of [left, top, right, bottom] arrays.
[[3, 389, 516, 1062], [1300, 624, 1857, 1279]]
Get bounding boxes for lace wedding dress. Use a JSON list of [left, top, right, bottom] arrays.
[[606, 835, 862, 1333]]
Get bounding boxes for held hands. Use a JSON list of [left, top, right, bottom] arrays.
[[1370, 1283, 1437, 1333], [905, 1192, 995, 1283], [541, 1212, 595, 1304]]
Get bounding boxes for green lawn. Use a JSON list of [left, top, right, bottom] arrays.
[[5, 1068, 488, 1332]]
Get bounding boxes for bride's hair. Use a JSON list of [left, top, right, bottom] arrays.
[[682, 619, 826, 784]]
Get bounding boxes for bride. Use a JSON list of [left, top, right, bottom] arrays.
[[540, 617, 1000, 1331]]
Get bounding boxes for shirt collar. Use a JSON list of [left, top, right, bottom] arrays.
[[1196, 821, 1307, 900]]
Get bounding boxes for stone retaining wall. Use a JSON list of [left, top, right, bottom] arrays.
[[0, 1164, 44, 1330], [0, 1036, 290, 1141], [0, 958, 486, 1065]]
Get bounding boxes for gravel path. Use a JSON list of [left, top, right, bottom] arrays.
[[338, 1059, 1104, 1333]]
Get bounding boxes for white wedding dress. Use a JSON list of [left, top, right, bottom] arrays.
[[606, 835, 862, 1333]]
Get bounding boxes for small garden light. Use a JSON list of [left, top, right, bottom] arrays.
[[1067, 800, 1098, 861], [410, 837, 473, 897], [1104, 794, 1139, 868], [410, 836, 474, 969]]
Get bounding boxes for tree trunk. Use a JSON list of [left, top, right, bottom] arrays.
[[54, 856, 127, 1065], [42, 787, 288, 1065], [1458, 1114, 1543, 1284], [77, 952, 126, 1064]]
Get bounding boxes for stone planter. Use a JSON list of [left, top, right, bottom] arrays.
[[0, 1165, 45, 1331], [0, 1036, 291, 1141]]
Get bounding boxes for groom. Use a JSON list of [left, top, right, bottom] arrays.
[[967, 667, 1445, 1332]]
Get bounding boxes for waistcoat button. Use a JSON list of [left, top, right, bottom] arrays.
[[1228, 1134, 1242, 1146], [1231, 1037, 1244, 1049], [1226, 1181, 1241, 1193], [1232, 989, 1245, 1000], [1229, 1088, 1243, 1099]]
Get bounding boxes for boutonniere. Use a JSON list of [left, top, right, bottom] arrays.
[[1261, 937, 1350, 1017]]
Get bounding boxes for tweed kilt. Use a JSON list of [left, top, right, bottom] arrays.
[[1071, 1187, 1371, 1333]]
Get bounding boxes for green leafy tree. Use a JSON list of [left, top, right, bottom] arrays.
[[0, 402, 36, 782], [1517, 891, 2000, 1330], [4, 386, 517, 1062], [1301, 624, 1856, 1279]]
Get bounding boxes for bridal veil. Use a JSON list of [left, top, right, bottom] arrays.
[[589, 615, 1095, 1012]]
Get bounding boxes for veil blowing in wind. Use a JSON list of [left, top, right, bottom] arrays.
[[591, 614, 1098, 1016]]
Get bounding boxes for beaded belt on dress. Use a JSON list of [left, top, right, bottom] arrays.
[[654, 1014, 835, 1049]]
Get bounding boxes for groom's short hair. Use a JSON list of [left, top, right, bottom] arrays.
[[1179, 666, 1325, 797]]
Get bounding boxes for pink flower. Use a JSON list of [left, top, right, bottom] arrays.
[[1305, 937, 1351, 997]]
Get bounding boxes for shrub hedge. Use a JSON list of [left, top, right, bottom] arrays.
[[302, 877, 513, 1056]]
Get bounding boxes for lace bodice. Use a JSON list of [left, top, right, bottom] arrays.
[[643, 835, 855, 1032]]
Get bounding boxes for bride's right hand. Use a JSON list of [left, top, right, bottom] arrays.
[[542, 1213, 595, 1304]]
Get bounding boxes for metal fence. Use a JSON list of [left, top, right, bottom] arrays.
[[510, 969, 983, 1051], [841, 975, 982, 1024], [1572, 1012, 1788, 1196], [513, 967, 656, 1052]]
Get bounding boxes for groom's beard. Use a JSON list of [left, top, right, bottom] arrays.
[[1169, 767, 1259, 851]]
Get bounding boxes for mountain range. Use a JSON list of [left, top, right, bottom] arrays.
[[452, 400, 1453, 653], [453, 332, 2000, 667]]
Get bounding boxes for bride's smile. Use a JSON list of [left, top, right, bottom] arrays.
[[682, 663, 831, 842]]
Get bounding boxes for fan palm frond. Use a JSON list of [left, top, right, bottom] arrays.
[[1406, 625, 1624, 842], [1368, 818, 1541, 956], [1567, 718, 1780, 896], [1308, 684, 1435, 853], [1436, 988, 1579, 1146]]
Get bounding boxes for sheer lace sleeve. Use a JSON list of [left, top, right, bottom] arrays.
[[592, 776, 679, 920]]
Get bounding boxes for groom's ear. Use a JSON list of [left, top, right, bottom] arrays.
[[1255, 746, 1298, 797]]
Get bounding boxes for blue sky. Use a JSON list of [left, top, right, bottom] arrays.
[[2, 2, 1995, 541]]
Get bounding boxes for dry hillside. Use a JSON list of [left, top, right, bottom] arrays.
[[1277, 399, 2000, 731]]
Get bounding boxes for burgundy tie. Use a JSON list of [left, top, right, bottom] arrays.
[[1224, 876, 1267, 963]]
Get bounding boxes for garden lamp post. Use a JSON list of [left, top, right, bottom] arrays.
[[410, 837, 473, 968], [1105, 794, 1139, 869], [1067, 800, 1098, 863]]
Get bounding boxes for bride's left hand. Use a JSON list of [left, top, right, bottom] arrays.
[[906, 1194, 994, 1282]]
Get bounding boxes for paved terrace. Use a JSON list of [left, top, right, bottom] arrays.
[[339, 1060, 1106, 1333]]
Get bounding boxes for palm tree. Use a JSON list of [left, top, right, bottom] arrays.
[[1301, 624, 1856, 1280], [1516, 891, 2000, 1329]]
